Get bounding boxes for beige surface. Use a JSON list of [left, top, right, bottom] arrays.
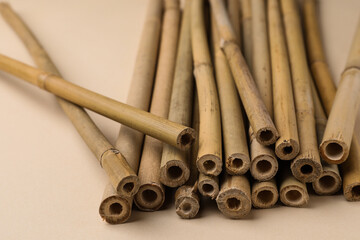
[[0, 0, 359, 239]]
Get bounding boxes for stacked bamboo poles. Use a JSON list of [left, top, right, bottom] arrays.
[[160, 0, 193, 188], [319, 20, 360, 164], [251, 180, 278, 209], [239, 0, 252, 70], [191, 0, 222, 176], [210, 0, 278, 146], [135, 0, 180, 211], [198, 173, 220, 199], [281, 0, 322, 183], [227, 0, 241, 45]]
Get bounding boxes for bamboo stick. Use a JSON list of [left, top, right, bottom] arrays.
[[0, 3, 140, 197], [251, 179, 278, 209], [320, 19, 360, 164], [281, 0, 322, 182], [268, 0, 299, 161], [239, 0, 252, 69], [227, 0, 241, 45], [211, 9, 250, 175], [191, 0, 222, 176], [210, 0, 278, 146], [198, 172, 219, 199], [216, 174, 251, 218], [160, 0, 193, 187], [134, 0, 180, 211]]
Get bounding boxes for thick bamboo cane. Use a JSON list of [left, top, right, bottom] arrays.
[[210, 0, 278, 146], [268, 0, 299, 161], [281, 0, 322, 182], [211, 11, 250, 175], [320, 20, 360, 164], [191, 0, 223, 176], [227, 0, 241, 45], [134, 0, 180, 211], [198, 172, 219, 199], [239, 0, 252, 70], [0, 3, 139, 197], [251, 179, 278, 209], [216, 174, 251, 218]]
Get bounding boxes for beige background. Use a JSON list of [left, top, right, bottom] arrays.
[[0, 0, 359, 239]]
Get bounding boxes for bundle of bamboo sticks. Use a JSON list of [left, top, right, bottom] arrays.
[[1, 0, 359, 224]]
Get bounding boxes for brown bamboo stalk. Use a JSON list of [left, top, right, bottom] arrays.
[[281, 0, 322, 182], [227, 0, 241, 44], [160, 0, 193, 187], [268, 0, 299, 161], [216, 174, 251, 218], [0, 3, 140, 197], [239, 0, 252, 69], [320, 19, 360, 164], [211, 10, 249, 175], [198, 172, 219, 199], [134, 0, 181, 211], [251, 179, 278, 209], [210, 0, 278, 146], [191, 0, 222, 176]]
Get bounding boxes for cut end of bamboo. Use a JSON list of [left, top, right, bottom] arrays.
[[99, 195, 132, 224], [134, 183, 165, 211], [177, 127, 196, 150], [275, 139, 300, 160], [116, 175, 140, 197], [226, 153, 251, 175], [320, 140, 348, 164], [175, 186, 200, 219], [197, 154, 222, 176], [312, 171, 342, 195], [280, 186, 309, 207], [291, 157, 322, 183], [160, 160, 190, 188], [250, 154, 278, 181], [198, 178, 219, 200], [344, 183, 360, 201], [251, 181, 279, 209], [256, 127, 279, 146], [216, 189, 252, 219]]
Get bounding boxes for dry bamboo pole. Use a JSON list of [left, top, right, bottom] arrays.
[[216, 174, 251, 218], [239, 0, 252, 69], [191, 0, 222, 176], [251, 179, 278, 209], [227, 0, 241, 45], [279, 165, 309, 207], [281, 0, 322, 182], [0, 3, 139, 197], [198, 172, 219, 199], [211, 11, 250, 175], [134, 0, 180, 211], [268, 0, 299, 161], [320, 20, 360, 164], [249, 0, 278, 181], [210, 0, 278, 146]]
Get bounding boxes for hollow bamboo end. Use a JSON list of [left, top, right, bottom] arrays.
[[116, 175, 140, 198], [251, 182, 279, 209], [226, 153, 251, 175], [344, 183, 360, 201], [216, 189, 252, 219], [275, 139, 300, 160], [175, 186, 200, 219], [134, 183, 165, 211], [312, 171, 342, 195], [280, 185, 309, 207], [290, 156, 322, 183], [160, 160, 190, 188], [198, 178, 219, 199], [255, 126, 279, 146], [99, 196, 132, 224], [320, 140, 348, 164], [250, 154, 278, 181], [177, 127, 196, 150], [197, 154, 222, 176]]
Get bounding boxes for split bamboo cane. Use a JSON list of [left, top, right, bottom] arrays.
[[210, 0, 278, 146], [281, 0, 322, 182], [239, 0, 252, 70], [0, 3, 139, 197], [251, 179, 278, 209], [198, 172, 219, 199], [227, 0, 241, 45], [191, 0, 222, 176], [135, 0, 180, 211]]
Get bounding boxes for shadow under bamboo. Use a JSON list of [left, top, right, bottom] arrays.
[[191, 0, 222, 176], [160, 0, 193, 188], [281, 0, 322, 182], [227, 0, 241, 45], [251, 179, 278, 209], [135, 0, 180, 211], [210, 0, 278, 146]]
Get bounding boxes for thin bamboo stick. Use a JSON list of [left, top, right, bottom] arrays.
[[191, 0, 222, 176], [227, 0, 241, 45], [134, 0, 181, 211], [210, 0, 278, 146], [160, 0, 193, 187], [268, 0, 299, 161], [320, 20, 360, 164], [251, 179, 278, 209], [198, 172, 219, 199], [281, 0, 322, 182], [239, 0, 252, 69], [0, 3, 139, 197], [211, 10, 249, 175], [216, 174, 251, 218]]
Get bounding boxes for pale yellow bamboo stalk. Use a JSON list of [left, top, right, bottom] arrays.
[[198, 172, 219, 199], [320, 19, 360, 164], [135, 0, 181, 211], [216, 174, 251, 218], [281, 0, 322, 182], [210, 0, 278, 146], [0, 3, 139, 197], [160, 0, 193, 187], [211, 11, 249, 175], [191, 0, 222, 176], [268, 0, 299, 161], [227, 0, 241, 44], [239, 0, 252, 69], [251, 179, 278, 209]]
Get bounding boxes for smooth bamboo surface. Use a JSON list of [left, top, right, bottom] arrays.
[[227, 0, 241, 45], [251, 179, 278, 209], [191, 0, 222, 176], [198, 172, 219, 199], [210, 0, 278, 146], [239, 0, 252, 70], [135, 0, 180, 211], [160, 0, 193, 188]]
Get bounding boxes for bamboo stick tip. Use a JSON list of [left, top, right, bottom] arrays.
[[226, 153, 251, 175], [275, 139, 300, 160], [116, 175, 140, 198], [250, 154, 278, 181], [290, 156, 322, 183], [344, 183, 360, 201], [216, 189, 252, 219], [320, 140, 348, 164], [197, 154, 222, 176], [134, 183, 165, 211], [160, 160, 190, 187], [198, 179, 219, 200], [175, 186, 200, 219], [280, 186, 309, 207], [252, 185, 279, 209], [99, 195, 132, 224], [177, 127, 196, 150], [312, 171, 342, 195], [256, 127, 279, 146]]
